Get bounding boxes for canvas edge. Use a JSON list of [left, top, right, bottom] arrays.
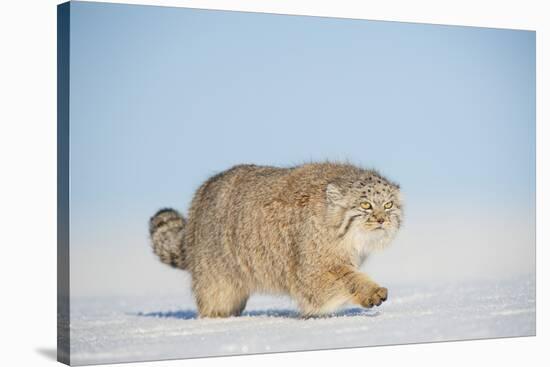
[[57, 2, 71, 365]]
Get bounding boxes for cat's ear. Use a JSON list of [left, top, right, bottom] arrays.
[[326, 183, 344, 205]]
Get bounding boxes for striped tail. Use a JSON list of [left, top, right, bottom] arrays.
[[149, 208, 187, 269]]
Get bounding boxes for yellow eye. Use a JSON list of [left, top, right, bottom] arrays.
[[384, 201, 393, 209], [360, 202, 372, 210]]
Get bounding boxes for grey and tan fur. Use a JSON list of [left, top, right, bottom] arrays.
[[149, 162, 402, 318]]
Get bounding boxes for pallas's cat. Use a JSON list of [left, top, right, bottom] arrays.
[[149, 162, 402, 317]]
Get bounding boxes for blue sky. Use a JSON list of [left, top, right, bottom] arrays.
[[68, 2, 535, 296]]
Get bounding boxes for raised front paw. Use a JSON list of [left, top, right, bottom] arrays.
[[360, 286, 388, 308]]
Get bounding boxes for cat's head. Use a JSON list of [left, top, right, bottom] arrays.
[[326, 171, 403, 239]]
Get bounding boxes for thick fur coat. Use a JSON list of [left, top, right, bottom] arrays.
[[150, 162, 402, 317]]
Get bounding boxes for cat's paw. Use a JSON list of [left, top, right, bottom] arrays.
[[361, 286, 388, 308]]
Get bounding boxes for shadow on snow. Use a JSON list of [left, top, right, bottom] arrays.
[[135, 307, 379, 320]]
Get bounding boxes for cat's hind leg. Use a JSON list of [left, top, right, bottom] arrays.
[[192, 275, 249, 318]]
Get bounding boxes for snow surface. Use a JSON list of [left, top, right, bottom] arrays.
[[70, 275, 535, 365]]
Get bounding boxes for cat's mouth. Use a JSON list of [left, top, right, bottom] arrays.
[[366, 224, 385, 231]]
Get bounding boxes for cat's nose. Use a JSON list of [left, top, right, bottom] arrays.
[[377, 218, 385, 224]]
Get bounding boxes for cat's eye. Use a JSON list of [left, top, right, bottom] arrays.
[[360, 202, 372, 210], [384, 201, 393, 209]]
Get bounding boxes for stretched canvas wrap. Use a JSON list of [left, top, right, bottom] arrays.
[[57, 1, 536, 365]]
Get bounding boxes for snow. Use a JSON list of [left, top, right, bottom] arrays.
[[70, 275, 535, 366]]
